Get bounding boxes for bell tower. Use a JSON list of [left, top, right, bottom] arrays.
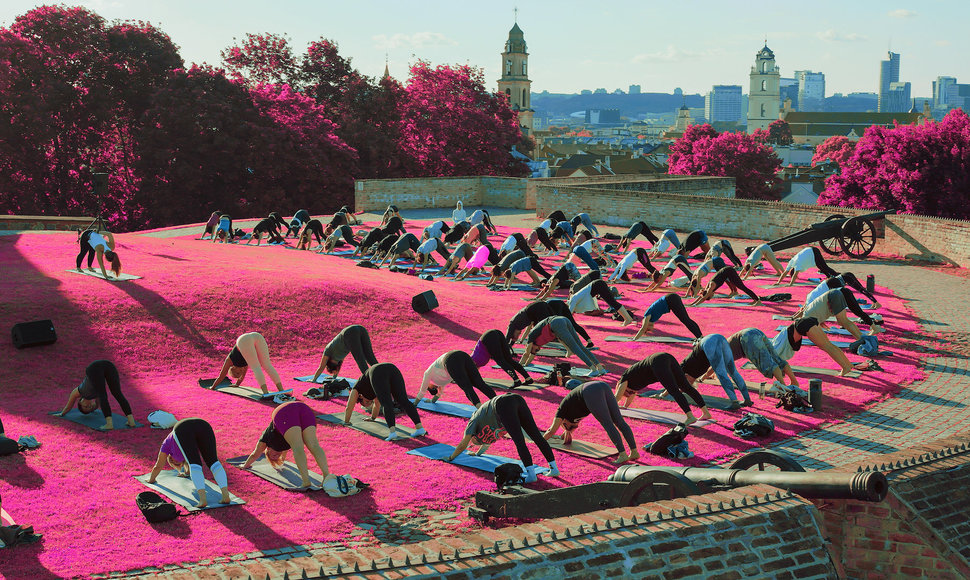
[[497, 20, 534, 134], [747, 43, 780, 133]]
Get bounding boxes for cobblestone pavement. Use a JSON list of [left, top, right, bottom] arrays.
[[109, 210, 970, 579]]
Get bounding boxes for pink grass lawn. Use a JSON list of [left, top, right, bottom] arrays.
[[0, 219, 924, 578]]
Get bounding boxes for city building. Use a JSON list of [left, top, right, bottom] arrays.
[[586, 109, 622, 125], [497, 22, 534, 134], [780, 77, 799, 109], [629, 84, 641, 95], [664, 104, 694, 139], [781, 110, 925, 146], [747, 44, 780, 133], [704, 85, 743, 123], [884, 81, 912, 113], [795, 70, 825, 112], [933, 76, 957, 108], [878, 51, 900, 112]]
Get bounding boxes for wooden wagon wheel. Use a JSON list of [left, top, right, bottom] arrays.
[[728, 449, 806, 472], [839, 216, 877, 259], [817, 214, 845, 256], [619, 470, 698, 506]]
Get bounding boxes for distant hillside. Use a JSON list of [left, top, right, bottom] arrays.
[[532, 92, 705, 117]]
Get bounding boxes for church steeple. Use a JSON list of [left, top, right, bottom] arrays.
[[497, 19, 533, 134]]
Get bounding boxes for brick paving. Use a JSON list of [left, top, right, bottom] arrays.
[[111, 209, 970, 579]]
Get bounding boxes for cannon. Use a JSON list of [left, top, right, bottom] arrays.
[[763, 210, 896, 259], [468, 450, 887, 523]]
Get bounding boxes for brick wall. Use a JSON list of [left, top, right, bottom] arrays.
[[0, 215, 93, 231], [815, 434, 970, 580]]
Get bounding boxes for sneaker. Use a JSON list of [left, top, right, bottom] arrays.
[[741, 399, 754, 407], [411, 428, 427, 437], [385, 432, 402, 442], [727, 401, 742, 411]]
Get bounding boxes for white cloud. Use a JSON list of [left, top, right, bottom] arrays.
[[817, 29, 868, 42], [888, 9, 917, 18], [631, 45, 712, 63], [371, 32, 457, 51], [935, 40, 952, 47]]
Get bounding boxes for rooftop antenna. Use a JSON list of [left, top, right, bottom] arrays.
[[514, 6, 518, 23]]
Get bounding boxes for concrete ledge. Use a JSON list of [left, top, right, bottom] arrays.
[[0, 215, 93, 231]]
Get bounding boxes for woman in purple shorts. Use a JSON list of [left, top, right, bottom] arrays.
[[147, 418, 230, 508], [242, 401, 330, 489]]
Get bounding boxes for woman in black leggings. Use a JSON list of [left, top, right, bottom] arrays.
[[614, 353, 713, 425], [471, 329, 533, 387], [248, 217, 285, 245], [320, 224, 359, 253], [529, 226, 559, 254], [691, 267, 761, 306], [311, 325, 378, 381], [148, 418, 230, 508], [706, 240, 742, 268], [342, 363, 425, 441], [54, 360, 135, 430], [76, 230, 122, 280], [677, 230, 710, 257], [568, 278, 635, 326], [543, 379, 639, 463], [617, 221, 660, 252], [414, 350, 498, 406], [296, 219, 326, 250], [632, 294, 703, 339], [446, 393, 558, 483], [444, 221, 471, 244], [545, 210, 567, 224]]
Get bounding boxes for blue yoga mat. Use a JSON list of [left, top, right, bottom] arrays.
[[407, 443, 550, 475], [501, 363, 597, 377], [774, 325, 854, 336], [414, 399, 476, 419], [49, 409, 144, 431]]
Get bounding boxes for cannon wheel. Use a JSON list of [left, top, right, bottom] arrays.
[[729, 449, 806, 472], [818, 214, 845, 256], [619, 470, 699, 506], [840, 217, 877, 259]]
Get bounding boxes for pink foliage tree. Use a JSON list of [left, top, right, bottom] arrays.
[[811, 136, 856, 169], [818, 109, 970, 219], [398, 61, 528, 177], [765, 119, 793, 145], [221, 32, 296, 86], [132, 66, 356, 228], [668, 124, 781, 200]]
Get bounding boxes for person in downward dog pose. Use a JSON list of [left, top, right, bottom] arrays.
[[680, 334, 754, 410], [544, 379, 639, 463], [469, 329, 533, 388], [446, 393, 559, 483], [689, 266, 761, 306], [341, 362, 426, 441], [613, 353, 713, 424], [147, 418, 231, 508], [212, 332, 285, 395], [519, 316, 608, 377], [631, 294, 703, 339], [739, 243, 785, 279], [413, 350, 497, 407], [242, 401, 330, 489], [776, 246, 840, 286], [311, 324, 379, 381], [54, 360, 136, 430]]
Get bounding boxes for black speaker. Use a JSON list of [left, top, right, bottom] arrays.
[[12, 320, 57, 349], [411, 290, 438, 314]]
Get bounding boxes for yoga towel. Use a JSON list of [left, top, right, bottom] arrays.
[[198, 378, 293, 402], [226, 456, 326, 491], [414, 399, 476, 419], [134, 472, 245, 511], [605, 335, 693, 343], [618, 407, 716, 427], [547, 438, 615, 459], [317, 412, 414, 440], [65, 268, 142, 281], [48, 409, 143, 431]]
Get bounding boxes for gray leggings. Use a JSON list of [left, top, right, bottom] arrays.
[[582, 382, 635, 451], [550, 317, 599, 367]]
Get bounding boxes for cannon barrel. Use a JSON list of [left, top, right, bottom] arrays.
[[611, 465, 887, 502]]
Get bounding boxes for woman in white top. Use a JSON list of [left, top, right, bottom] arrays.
[[75, 230, 122, 280]]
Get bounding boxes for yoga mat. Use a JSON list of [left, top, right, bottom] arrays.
[[692, 302, 755, 308], [198, 378, 293, 402], [225, 456, 326, 491], [547, 438, 615, 459], [772, 314, 863, 323], [134, 472, 245, 511], [637, 388, 738, 411], [605, 335, 693, 343], [743, 361, 862, 379], [65, 268, 142, 281], [414, 399, 476, 419], [317, 412, 414, 440], [619, 407, 716, 427], [484, 377, 544, 392], [774, 324, 854, 336], [407, 443, 550, 475], [494, 363, 598, 378], [48, 409, 144, 431], [510, 345, 568, 357]]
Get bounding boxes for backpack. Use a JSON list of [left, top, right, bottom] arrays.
[[648, 424, 688, 456], [310, 378, 350, 401], [761, 292, 792, 303], [0, 436, 22, 456], [494, 463, 524, 490], [776, 391, 813, 413], [356, 260, 378, 269], [136, 491, 179, 523], [732, 413, 775, 438], [322, 475, 369, 498]]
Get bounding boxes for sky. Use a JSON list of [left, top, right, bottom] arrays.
[[1, 1, 966, 98]]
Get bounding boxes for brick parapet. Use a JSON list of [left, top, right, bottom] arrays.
[[0, 215, 93, 231]]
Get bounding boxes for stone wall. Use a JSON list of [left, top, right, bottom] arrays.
[[0, 215, 93, 231], [355, 177, 527, 212], [535, 183, 970, 267]]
